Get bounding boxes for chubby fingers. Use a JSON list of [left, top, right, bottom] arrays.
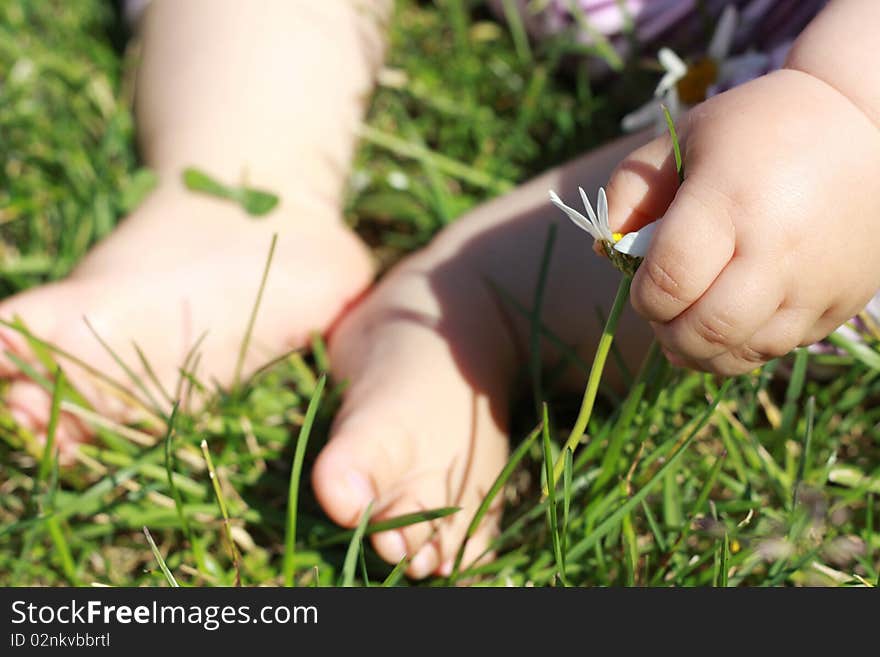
[[630, 177, 736, 323], [652, 257, 784, 362]]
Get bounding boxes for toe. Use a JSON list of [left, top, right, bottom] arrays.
[[408, 542, 441, 579], [312, 412, 416, 528], [5, 379, 88, 461], [371, 530, 409, 565], [442, 518, 499, 579]]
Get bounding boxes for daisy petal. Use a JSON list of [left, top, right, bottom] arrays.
[[658, 48, 687, 77], [549, 190, 599, 239], [708, 5, 738, 62], [718, 51, 769, 86], [621, 100, 659, 132], [578, 187, 598, 225], [613, 220, 659, 258], [596, 187, 612, 241]]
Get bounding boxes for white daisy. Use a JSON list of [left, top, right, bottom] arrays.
[[622, 5, 743, 133], [549, 188, 660, 265], [549, 187, 615, 244]]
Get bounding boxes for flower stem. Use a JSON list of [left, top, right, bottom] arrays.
[[551, 274, 632, 488]]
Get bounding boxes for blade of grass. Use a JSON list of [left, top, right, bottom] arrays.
[[779, 348, 808, 435], [561, 447, 573, 567], [342, 501, 373, 587], [314, 507, 460, 548], [358, 125, 512, 193], [163, 404, 207, 571], [567, 379, 731, 561], [486, 277, 590, 376], [37, 369, 65, 483], [551, 274, 632, 487], [529, 224, 556, 418], [233, 234, 277, 389], [541, 404, 567, 585], [201, 439, 241, 586], [143, 526, 179, 587], [641, 499, 667, 552], [792, 395, 815, 510], [592, 341, 660, 493], [448, 422, 543, 583], [828, 331, 880, 370], [44, 458, 77, 584], [662, 104, 684, 182], [174, 331, 208, 402], [283, 374, 326, 586], [359, 540, 370, 587], [311, 333, 331, 374], [382, 557, 410, 587], [500, 0, 532, 63], [83, 316, 164, 415], [133, 341, 174, 405], [1, 318, 161, 424]]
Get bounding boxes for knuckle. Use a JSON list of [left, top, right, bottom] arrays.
[[691, 312, 738, 349], [679, 177, 739, 242], [635, 258, 688, 315], [737, 343, 776, 364]]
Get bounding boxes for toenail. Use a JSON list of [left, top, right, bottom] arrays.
[[438, 559, 454, 577], [9, 407, 35, 432], [344, 470, 374, 504], [409, 544, 439, 579], [373, 530, 408, 563]]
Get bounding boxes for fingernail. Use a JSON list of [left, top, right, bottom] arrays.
[[409, 544, 439, 579]]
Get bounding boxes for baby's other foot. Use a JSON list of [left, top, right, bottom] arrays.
[[0, 184, 373, 456]]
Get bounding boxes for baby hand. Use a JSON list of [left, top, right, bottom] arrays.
[[606, 69, 880, 374]]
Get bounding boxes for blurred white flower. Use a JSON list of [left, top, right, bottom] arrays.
[[622, 5, 769, 133], [654, 47, 688, 99], [387, 170, 410, 190]]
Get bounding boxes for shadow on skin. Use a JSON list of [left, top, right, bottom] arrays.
[[334, 130, 671, 520]]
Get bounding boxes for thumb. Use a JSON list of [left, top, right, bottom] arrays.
[[604, 132, 681, 235]]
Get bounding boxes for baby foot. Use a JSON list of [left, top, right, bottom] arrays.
[[313, 244, 517, 579], [0, 184, 373, 456], [313, 132, 655, 579]]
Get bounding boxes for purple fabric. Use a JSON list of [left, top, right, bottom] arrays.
[[502, 0, 827, 66]]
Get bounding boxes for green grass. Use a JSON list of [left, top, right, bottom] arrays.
[[1, 0, 879, 588]]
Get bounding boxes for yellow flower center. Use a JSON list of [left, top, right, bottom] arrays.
[[676, 57, 719, 105], [612, 232, 623, 243]]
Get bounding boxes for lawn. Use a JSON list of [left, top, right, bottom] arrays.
[[1, 0, 878, 587]]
